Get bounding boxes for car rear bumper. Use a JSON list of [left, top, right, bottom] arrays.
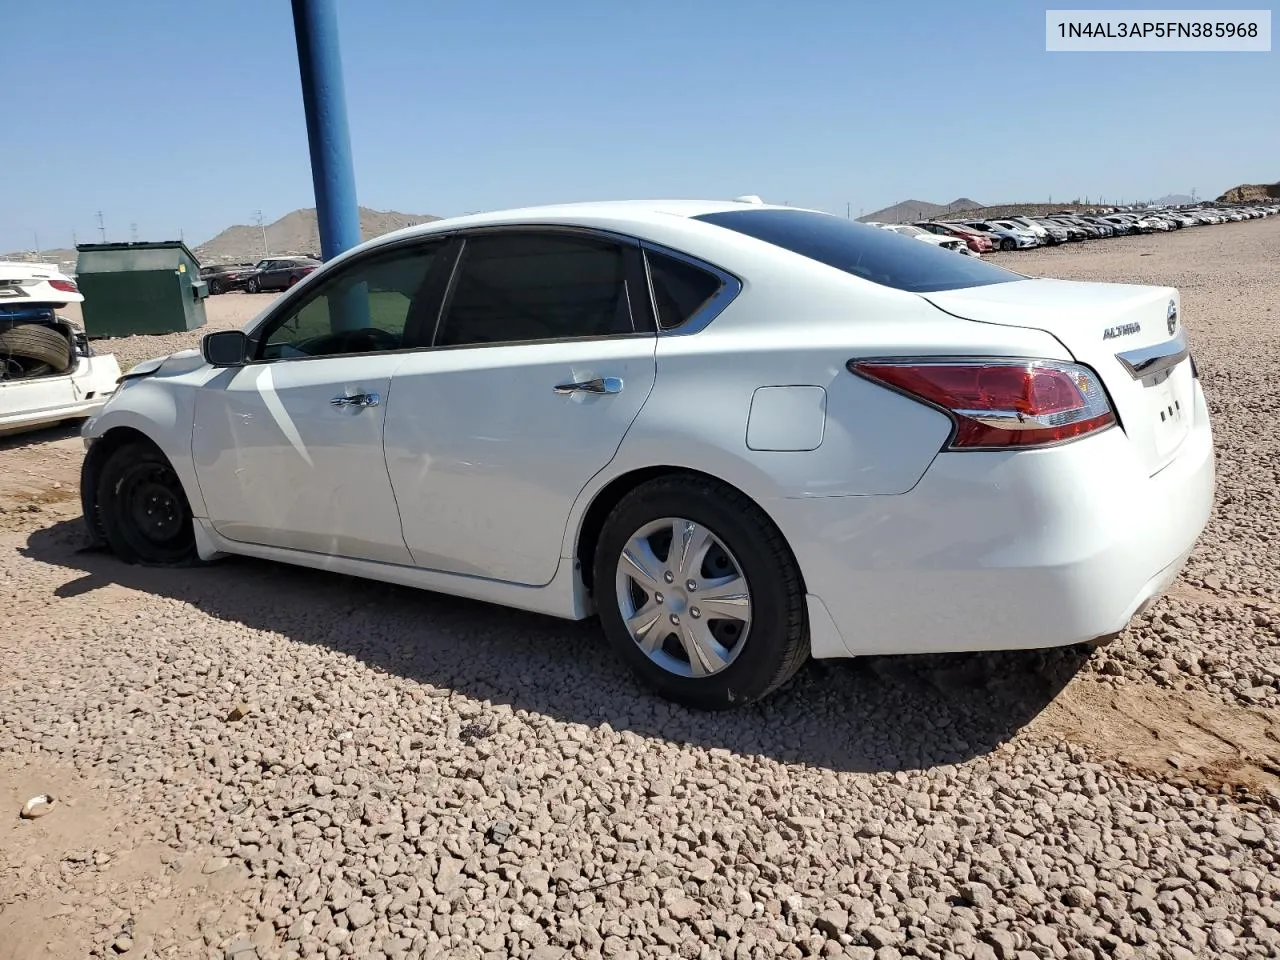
[[0, 354, 121, 434], [771, 381, 1215, 658]]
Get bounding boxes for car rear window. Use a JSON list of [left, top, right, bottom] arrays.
[[694, 209, 1021, 293]]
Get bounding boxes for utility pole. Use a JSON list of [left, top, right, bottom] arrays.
[[96, 211, 106, 242], [34, 232, 41, 257], [846, 201, 851, 219], [72, 230, 78, 248], [130, 223, 139, 243], [254, 210, 269, 257]]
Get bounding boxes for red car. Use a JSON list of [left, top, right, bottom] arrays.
[[914, 222, 995, 254]]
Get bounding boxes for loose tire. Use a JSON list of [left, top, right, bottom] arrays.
[[593, 476, 808, 710], [0, 323, 72, 373], [96, 441, 199, 566]]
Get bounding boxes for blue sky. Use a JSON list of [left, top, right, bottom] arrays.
[[2, 0, 1274, 252]]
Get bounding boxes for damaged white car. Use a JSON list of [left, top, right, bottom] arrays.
[[0, 262, 121, 434]]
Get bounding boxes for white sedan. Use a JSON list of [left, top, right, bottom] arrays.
[[81, 199, 1215, 709], [880, 223, 977, 256], [1, 261, 121, 434]]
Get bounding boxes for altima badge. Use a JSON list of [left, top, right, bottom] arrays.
[[1102, 322, 1141, 340]]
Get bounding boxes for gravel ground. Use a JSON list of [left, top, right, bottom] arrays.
[[2, 225, 1279, 960]]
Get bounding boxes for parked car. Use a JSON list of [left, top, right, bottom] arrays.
[[80, 199, 1215, 709], [1042, 217, 1092, 241], [993, 218, 1061, 246], [199, 263, 258, 295], [961, 220, 1038, 251], [881, 224, 976, 256], [914, 222, 994, 254], [1088, 216, 1134, 235], [245, 257, 323, 293], [1003, 217, 1061, 245], [0, 261, 121, 434]]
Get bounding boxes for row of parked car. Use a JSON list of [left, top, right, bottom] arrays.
[[868, 203, 1280, 256], [198, 256, 322, 294]]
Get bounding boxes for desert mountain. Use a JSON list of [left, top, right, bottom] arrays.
[[195, 207, 440, 263], [1217, 181, 1280, 203], [858, 198, 982, 224]]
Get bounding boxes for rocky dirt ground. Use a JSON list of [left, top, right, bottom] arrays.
[[1, 224, 1278, 960]]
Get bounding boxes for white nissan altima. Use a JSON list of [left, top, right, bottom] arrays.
[[80, 199, 1215, 709]]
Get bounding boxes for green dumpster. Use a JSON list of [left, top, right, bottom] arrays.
[[74, 241, 209, 338]]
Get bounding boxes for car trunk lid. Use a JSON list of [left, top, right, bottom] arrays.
[[922, 277, 1194, 476]]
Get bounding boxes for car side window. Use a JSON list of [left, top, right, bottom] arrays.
[[435, 233, 635, 347], [257, 244, 440, 361], [645, 250, 724, 331]]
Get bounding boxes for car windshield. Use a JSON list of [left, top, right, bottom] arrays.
[[695, 209, 1022, 294]]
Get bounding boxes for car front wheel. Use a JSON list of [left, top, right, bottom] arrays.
[[246, 277, 260, 293], [593, 476, 808, 710], [96, 441, 199, 566]]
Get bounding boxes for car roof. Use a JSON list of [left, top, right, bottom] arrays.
[[363, 199, 814, 246]]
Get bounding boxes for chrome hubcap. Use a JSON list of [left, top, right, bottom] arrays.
[[615, 517, 752, 679]]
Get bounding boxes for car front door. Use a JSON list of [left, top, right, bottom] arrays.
[[191, 239, 447, 563], [263, 261, 287, 290], [383, 228, 658, 586]]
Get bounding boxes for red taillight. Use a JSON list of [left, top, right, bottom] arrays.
[[49, 278, 78, 293], [850, 359, 1116, 449]]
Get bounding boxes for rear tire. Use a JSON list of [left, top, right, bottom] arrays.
[[96, 441, 199, 566], [593, 476, 809, 710], [209, 280, 224, 295]]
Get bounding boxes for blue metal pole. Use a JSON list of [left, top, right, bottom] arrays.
[[291, 0, 361, 262]]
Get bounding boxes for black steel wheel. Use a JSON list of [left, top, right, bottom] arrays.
[[96, 441, 198, 566]]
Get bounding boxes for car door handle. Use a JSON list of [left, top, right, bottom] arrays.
[[553, 377, 623, 396], [330, 392, 380, 408]]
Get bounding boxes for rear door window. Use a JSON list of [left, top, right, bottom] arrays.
[[695, 209, 1022, 293], [435, 232, 637, 347], [645, 250, 724, 330]]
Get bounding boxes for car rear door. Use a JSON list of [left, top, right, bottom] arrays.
[[191, 239, 448, 563], [383, 228, 658, 587]]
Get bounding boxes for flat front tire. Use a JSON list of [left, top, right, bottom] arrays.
[[593, 476, 809, 710], [96, 441, 199, 566]]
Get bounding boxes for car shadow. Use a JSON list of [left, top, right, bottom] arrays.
[[0, 419, 85, 451], [22, 518, 1091, 774]]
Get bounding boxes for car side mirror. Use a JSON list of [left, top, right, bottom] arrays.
[[203, 330, 249, 367]]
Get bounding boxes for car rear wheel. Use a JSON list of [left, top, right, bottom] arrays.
[[96, 441, 199, 566], [593, 476, 808, 710], [209, 280, 223, 295]]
